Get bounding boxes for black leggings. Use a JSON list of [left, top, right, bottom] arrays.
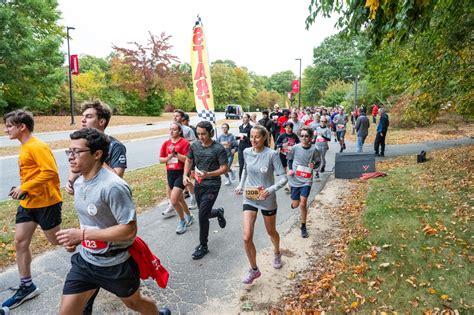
[[195, 185, 221, 246]]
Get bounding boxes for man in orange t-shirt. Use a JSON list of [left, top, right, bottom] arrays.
[[2, 110, 62, 310]]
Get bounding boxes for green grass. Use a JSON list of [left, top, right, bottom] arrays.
[[330, 146, 473, 312], [0, 164, 167, 270]]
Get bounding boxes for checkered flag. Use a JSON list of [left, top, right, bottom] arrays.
[[198, 109, 216, 123]]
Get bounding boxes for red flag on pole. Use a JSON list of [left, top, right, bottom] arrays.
[[70, 54, 79, 75], [292, 79, 300, 93]]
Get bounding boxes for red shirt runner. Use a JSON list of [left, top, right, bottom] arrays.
[[159, 137, 190, 170], [277, 116, 289, 134]]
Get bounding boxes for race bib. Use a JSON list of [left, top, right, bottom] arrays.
[[245, 186, 263, 201], [296, 165, 312, 179], [193, 168, 203, 184], [316, 135, 326, 142], [337, 124, 345, 129], [80, 225, 108, 251], [82, 239, 108, 250], [221, 141, 230, 149], [239, 133, 247, 139]]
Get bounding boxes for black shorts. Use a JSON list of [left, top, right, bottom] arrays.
[[16, 202, 62, 230], [279, 153, 288, 168], [167, 170, 185, 190], [243, 204, 277, 216], [63, 253, 140, 298]]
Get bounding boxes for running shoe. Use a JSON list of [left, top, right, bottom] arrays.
[[192, 244, 209, 260], [320, 166, 325, 173], [176, 220, 187, 234], [242, 268, 261, 284], [188, 198, 198, 210], [343, 143, 346, 150], [161, 204, 176, 218], [229, 171, 236, 181], [224, 179, 231, 186], [284, 184, 290, 192], [2, 284, 39, 309], [272, 253, 282, 269], [215, 207, 226, 228], [340, 147, 343, 153], [0, 307, 9, 315], [185, 214, 195, 227], [301, 225, 309, 238]]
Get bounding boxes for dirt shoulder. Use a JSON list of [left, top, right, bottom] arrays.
[[200, 176, 353, 314]]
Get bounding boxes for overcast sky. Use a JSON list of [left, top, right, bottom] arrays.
[[58, 0, 340, 77]]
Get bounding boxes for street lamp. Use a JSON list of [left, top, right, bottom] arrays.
[[295, 58, 302, 109], [66, 26, 75, 125]]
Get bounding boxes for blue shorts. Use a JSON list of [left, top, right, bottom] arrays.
[[290, 186, 312, 200], [336, 131, 346, 141]]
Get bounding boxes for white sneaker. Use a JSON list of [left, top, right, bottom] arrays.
[[161, 204, 176, 218], [176, 220, 187, 234], [224, 179, 231, 186], [189, 198, 198, 210]]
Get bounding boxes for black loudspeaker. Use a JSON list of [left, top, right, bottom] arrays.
[[417, 151, 427, 163], [335, 152, 375, 179]]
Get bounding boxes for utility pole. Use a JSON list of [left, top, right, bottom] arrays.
[[66, 26, 75, 125], [295, 58, 302, 109]]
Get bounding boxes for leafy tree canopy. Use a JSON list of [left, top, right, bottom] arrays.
[[0, 0, 65, 113], [266, 70, 295, 94]]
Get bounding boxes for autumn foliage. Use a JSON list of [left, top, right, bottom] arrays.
[[275, 145, 473, 313]]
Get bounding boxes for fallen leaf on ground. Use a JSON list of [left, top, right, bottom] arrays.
[[423, 224, 438, 235]]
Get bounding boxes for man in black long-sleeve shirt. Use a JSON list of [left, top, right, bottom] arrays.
[[238, 113, 252, 179]]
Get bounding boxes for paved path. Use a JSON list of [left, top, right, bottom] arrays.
[[0, 138, 472, 314]]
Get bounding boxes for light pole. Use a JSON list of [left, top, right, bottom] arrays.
[[295, 58, 301, 109], [66, 26, 75, 125]]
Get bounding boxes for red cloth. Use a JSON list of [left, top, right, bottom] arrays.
[[372, 104, 379, 116], [128, 236, 169, 289], [360, 172, 387, 180], [304, 119, 313, 126]]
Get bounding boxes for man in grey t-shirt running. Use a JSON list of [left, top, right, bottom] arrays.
[[56, 128, 158, 314]]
